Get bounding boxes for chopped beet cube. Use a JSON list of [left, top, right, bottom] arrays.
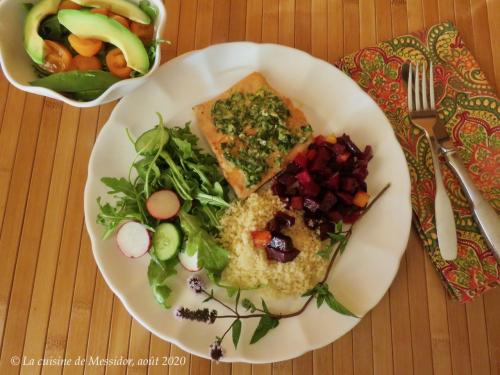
[[331, 143, 346, 155], [290, 196, 304, 210], [361, 145, 373, 161], [302, 181, 321, 197], [296, 170, 313, 185], [320, 191, 337, 212], [271, 181, 286, 197], [265, 246, 300, 263], [336, 191, 353, 204], [336, 152, 351, 163], [294, 153, 308, 168], [306, 148, 317, 160], [340, 177, 359, 193], [328, 210, 343, 223], [251, 230, 272, 248], [340, 134, 362, 155], [326, 173, 340, 190], [352, 167, 368, 181], [267, 212, 295, 231], [278, 173, 296, 186], [285, 162, 302, 174], [275, 211, 295, 227], [314, 135, 326, 145], [310, 156, 328, 172], [304, 197, 320, 213], [317, 146, 332, 161], [267, 232, 295, 252]]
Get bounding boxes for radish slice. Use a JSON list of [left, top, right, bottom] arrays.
[[116, 221, 151, 258], [147, 190, 181, 220], [179, 250, 201, 272]]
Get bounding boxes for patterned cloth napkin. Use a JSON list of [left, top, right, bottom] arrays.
[[335, 22, 499, 302]]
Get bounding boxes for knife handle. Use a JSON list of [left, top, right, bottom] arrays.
[[443, 149, 500, 258], [427, 135, 458, 260]]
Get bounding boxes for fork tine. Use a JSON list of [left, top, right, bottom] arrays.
[[429, 61, 435, 110], [422, 62, 428, 110], [415, 63, 421, 111], [408, 63, 413, 112]]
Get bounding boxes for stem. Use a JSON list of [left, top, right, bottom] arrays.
[[202, 290, 237, 314]]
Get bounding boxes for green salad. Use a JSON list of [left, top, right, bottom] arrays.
[[97, 114, 233, 307]]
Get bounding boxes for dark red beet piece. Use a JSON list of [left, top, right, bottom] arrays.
[[294, 153, 308, 168], [267, 232, 295, 252], [326, 172, 340, 190], [319, 222, 336, 240], [296, 170, 313, 185], [304, 197, 320, 213], [306, 148, 317, 160], [278, 173, 296, 186], [328, 210, 343, 223], [320, 191, 337, 212], [336, 191, 353, 204], [340, 134, 362, 155], [285, 162, 302, 174], [265, 246, 300, 263], [341, 176, 359, 193], [302, 181, 321, 197], [331, 143, 346, 155], [271, 181, 286, 197]]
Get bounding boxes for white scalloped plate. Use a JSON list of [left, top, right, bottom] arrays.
[[84, 42, 412, 363]]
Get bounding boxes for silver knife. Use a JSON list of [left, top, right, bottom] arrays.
[[433, 121, 500, 258]]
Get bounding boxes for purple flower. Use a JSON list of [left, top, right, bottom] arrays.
[[209, 341, 224, 361], [188, 276, 204, 293], [173, 306, 217, 324]]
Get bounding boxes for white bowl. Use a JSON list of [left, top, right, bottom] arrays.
[[0, 0, 166, 107]]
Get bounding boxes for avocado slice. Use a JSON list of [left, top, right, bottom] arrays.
[[70, 0, 151, 24], [24, 0, 62, 64], [58, 9, 150, 74]]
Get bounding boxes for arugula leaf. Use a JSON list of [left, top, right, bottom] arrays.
[[250, 316, 279, 344], [195, 192, 230, 208], [232, 319, 242, 349], [179, 210, 228, 272], [101, 177, 137, 197]]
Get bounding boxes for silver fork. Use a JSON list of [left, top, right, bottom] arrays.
[[407, 62, 457, 261]]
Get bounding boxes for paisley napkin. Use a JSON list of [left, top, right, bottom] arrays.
[[335, 22, 499, 302]]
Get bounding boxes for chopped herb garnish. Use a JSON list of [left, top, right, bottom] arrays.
[[212, 89, 312, 186]]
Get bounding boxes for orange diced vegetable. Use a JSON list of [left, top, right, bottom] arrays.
[[41, 40, 73, 73], [59, 0, 82, 10], [130, 21, 154, 43], [106, 48, 132, 78], [353, 191, 370, 207], [68, 34, 103, 57], [251, 230, 272, 248], [325, 134, 337, 144], [70, 55, 102, 71]]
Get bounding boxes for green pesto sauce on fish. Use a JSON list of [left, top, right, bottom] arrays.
[[211, 89, 312, 187]]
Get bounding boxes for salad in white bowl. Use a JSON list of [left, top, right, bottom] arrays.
[[0, 0, 166, 107]]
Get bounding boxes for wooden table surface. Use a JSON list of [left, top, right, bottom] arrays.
[[1, 0, 499, 374]]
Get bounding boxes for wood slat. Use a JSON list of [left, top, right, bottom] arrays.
[[332, 332, 353, 375], [0, 97, 62, 374], [484, 288, 500, 375], [371, 294, 394, 375], [375, 0, 393, 41], [352, 315, 374, 375], [40, 106, 100, 375], [246, 0, 263, 42], [446, 299, 472, 375], [311, 0, 328, 59], [405, 231, 434, 375], [327, 0, 344, 62], [359, 0, 376, 47], [465, 298, 491, 375], [261, 0, 279, 43], [485, 0, 500, 90], [423, 252, 453, 375], [0, 94, 42, 349]]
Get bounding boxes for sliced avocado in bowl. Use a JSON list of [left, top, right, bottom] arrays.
[[58, 9, 150, 74], [69, 0, 151, 24], [24, 0, 62, 64]]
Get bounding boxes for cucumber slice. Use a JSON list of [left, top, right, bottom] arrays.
[[153, 223, 181, 260], [135, 126, 169, 155]]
